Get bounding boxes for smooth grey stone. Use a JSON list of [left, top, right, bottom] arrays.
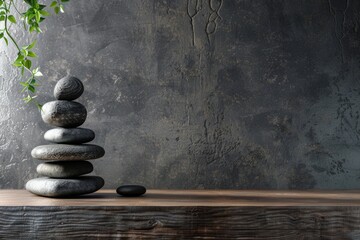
[[37, 161, 93, 178], [54, 76, 84, 100], [31, 144, 105, 161], [41, 100, 87, 128], [44, 128, 95, 144], [116, 185, 146, 197], [26, 176, 104, 197]]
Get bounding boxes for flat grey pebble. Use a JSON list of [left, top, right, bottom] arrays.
[[37, 161, 93, 178], [31, 144, 105, 161], [25, 176, 104, 197], [44, 128, 95, 144]]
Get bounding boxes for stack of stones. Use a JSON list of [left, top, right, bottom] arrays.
[[26, 76, 105, 197]]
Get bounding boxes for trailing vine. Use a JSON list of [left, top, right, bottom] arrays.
[[0, 0, 69, 109]]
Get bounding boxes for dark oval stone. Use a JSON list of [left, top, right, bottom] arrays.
[[37, 161, 93, 178], [44, 128, 95, 144], [41, 100, 87, 128], [54, 76, 84, 100], [25, 176, 104, 197], [31, 144, 105, 161], [116, 185, 146, 197]]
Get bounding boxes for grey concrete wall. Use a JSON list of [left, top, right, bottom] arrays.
[[1, 0, 360, 189]]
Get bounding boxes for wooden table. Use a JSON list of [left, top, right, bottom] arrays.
[[1, 189, 360, 239]]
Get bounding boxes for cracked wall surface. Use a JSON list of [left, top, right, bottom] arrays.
[[1, 0, 360, 189]]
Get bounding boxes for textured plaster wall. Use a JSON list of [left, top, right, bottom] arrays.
[[1, 0, 360, 189]]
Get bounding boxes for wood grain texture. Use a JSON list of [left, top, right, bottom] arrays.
[[1, 189, 360, 206], [1, 190, 360, 239]]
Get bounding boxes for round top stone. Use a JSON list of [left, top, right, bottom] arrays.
[[54, 76, 84, 100]]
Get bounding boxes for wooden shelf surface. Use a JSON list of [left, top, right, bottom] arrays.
[[1, 189, 360, 206], [2, 190, 360, 239]]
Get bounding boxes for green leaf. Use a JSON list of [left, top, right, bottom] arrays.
[[24, 59, 32, 69], [50, 1, 57, 7], [23, 20, 27, 30], [0, 33, 3, 39], [27, 51, 37, 58], [21, 49, 28, 56], [13, 61, 23, 67], [15, 54, 25, 61], [33, 67, 43, 77], [21, 66, 25, 75], [24, 0, 31, 6], [38, 4, 46, 10], [61, 0, 70, 2], [54, 6, 60, 14], [36, 103, 43, 111], [20, 82, 28, 87], [32, 67, 39, 74], [3, 36, 8, 45], [29, 25, 36, 32], [28, 85, 35, 93], [23, 95, 32, 103], [39, 10, 50, 16], [27, 40, 36, 50], [0, 15, 4, 21], [8, 15, 16, 24], [13, 55, 24, 67], [59, 5, 64, 13], [27, 13, 35, 22], [35, 11, 40, 22], [34, 71, 43, 77]]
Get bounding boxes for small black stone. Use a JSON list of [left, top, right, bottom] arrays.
[[116, 185, 146, 197]]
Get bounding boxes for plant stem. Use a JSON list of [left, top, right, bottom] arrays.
[[4, 0, 21, 52], [10, 0, 22, 16]]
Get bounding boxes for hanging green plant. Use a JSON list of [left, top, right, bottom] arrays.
[[0, 0, 70, 109]]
